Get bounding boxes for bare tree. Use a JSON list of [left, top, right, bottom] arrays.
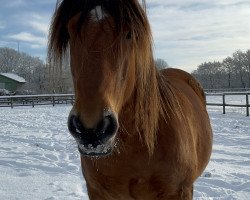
[[193, 61, 224, 89], [193, 49, 250, 90], [233, 50, 247, 88], [222, 57, 234, 88], [155, 58, 169, 70], [245, 50, 250, 87], [0, 47, 19, 72]]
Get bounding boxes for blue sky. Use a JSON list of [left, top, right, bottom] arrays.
[[1, 0, 250, 72], [0, 0, 54, 59]]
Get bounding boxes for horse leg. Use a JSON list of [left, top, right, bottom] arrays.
[[180, 185, 193, 200]]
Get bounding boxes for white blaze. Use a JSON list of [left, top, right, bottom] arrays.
[[90, 6, 107, 22]]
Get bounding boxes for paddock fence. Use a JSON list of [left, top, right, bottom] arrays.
[[206, 92, 250, 116], [204, 88, 250, 93], [0, 93, 249, 116], [0, 94, 75, 108]]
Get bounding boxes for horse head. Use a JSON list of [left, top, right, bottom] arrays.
[[69, 11, 137, 156], [49, 0, 155, 156]]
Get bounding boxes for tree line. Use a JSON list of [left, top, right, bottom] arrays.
[[0, 47, 72, 94], [192, 49, 250, 89], [3, 46, 248, 94]]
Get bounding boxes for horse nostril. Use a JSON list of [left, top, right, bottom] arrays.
[[68, 115, 84, 135], [68, 114, 118, 143], [96, 115, 118, 139]]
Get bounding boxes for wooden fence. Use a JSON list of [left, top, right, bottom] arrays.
[[0, 94, 75, 108], [206, 92, 250, 116], [204, 88, 250, 93], [0, 93, 249, 116]]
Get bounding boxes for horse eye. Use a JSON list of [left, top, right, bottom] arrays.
[[126, 31, 132, 40]]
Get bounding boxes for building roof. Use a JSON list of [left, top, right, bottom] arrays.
[[0, 73, 26, 83]]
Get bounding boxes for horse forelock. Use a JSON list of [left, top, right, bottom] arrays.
[[48, 0, 149, 63]]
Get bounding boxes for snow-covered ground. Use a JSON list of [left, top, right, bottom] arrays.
[[0, 104, 249, 199], [195, 107, 250, 199]]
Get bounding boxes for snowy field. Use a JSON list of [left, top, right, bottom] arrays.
[[0, 103, 250, 199]]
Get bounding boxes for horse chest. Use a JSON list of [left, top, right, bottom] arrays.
[[83, 159, 179, 199], [128, 177, 175, 200]]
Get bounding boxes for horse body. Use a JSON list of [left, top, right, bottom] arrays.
[[81, 68, 212, 200], [48, 0, 212, 199]]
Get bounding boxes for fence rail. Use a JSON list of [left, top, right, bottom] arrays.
[[1, 93, 249, 116], [206, 92, 250, 116], [204, 88, 250, 93], [0, 94, 75, 108]]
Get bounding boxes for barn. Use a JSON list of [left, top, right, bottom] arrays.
[[0, 73, 26, 93]]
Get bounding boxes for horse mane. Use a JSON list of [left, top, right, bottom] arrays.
[[48, 0, 176, 155], [49, 0, 147, 62]]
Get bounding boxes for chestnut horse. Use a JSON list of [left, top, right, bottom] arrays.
[[48, 0, 212, 199]]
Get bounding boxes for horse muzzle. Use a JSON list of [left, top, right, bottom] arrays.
[[68, 112, 118, 156]]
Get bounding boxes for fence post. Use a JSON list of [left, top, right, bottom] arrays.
[[246, 94, 249, 117], [65, 96, 68, 104], [52, 96, 55, 107], [32, 98, 35, 107], [71, 95, 74, 105], [10, 97, 13, 109], [222, 94, 226, 114]]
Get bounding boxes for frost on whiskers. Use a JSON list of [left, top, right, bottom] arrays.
[[90, 6, 107, 22], [79, 143, 110, 155]]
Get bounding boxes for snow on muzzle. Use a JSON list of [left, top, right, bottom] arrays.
[[67, 111, 118, 156]]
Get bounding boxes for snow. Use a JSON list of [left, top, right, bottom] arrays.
[[0, 106, 87, 200], [0, 104, 249, 199], [195, 111, 250, 199], [0, 73, 26, 83]]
